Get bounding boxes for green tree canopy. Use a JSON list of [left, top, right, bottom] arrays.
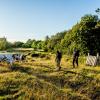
[[0, 38, 7, 50]]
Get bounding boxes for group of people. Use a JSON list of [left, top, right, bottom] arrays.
[[0, 53, 26, 66], [55, 48, 80, 71], [0, 49, 79, 69]]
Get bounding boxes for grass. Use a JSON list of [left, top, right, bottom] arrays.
[[0, 54, 100, 100]]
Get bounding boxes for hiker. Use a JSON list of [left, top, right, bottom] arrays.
[[73, 48, 80, 68], [55, 50, 62, 71]]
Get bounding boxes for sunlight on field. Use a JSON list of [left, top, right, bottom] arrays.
[[0, 54, 100, 100]]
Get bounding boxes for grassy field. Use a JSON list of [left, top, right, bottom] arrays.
[[0, 53, 100, 100]]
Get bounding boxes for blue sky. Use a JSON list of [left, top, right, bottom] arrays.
[[0, 0, 100, 42]]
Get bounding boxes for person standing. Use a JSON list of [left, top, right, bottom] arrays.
[[55, 50, 62, 71], [73, 48, 80, 68]]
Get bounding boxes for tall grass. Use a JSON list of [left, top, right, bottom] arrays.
[[0, 54, 100, 100]]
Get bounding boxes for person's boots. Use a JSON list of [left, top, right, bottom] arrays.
[[73, 63, 75, 68]]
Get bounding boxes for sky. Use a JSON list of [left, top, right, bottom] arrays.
[[0, 0, 100, 42]]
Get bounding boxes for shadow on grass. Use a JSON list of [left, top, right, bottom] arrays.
[[11, 64, 33, 75], [10, 63, 54, 75]]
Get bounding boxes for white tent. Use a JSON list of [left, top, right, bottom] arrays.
[[86, 53, 100, 66]]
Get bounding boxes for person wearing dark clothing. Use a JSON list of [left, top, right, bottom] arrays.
[[73, 48, 79, 68], [55, 50, 62, 71]]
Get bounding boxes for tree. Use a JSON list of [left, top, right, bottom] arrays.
[[31, 40, 43, 50], [45, 31, 66, 52], [31, 40, 37, 50], [95, 8, 100, 14], [7, 42, 13, 48], [78, 14, 99, 54], [42, 36, 50, 51], [22, 39, 35, 48], [0, 37, 7, 50], [57, 14, 100, 54], [13, 41, 24, 48]]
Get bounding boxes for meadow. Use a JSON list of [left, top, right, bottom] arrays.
[[0, 52, 100, 100]]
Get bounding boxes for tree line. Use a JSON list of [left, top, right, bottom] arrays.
[[44, 14, 100, 55], [0, 14, 100, 55]]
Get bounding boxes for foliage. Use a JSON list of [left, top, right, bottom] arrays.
[[45, 31, 66, 52], [12, 41, 24, 48], [46, 14, 100, 55], [95, 8, 100, 14], [0, 38, 7, 50], [0, 14, 100, 55], [22, 39, 35, 48], [31, 40, 44, 50]]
